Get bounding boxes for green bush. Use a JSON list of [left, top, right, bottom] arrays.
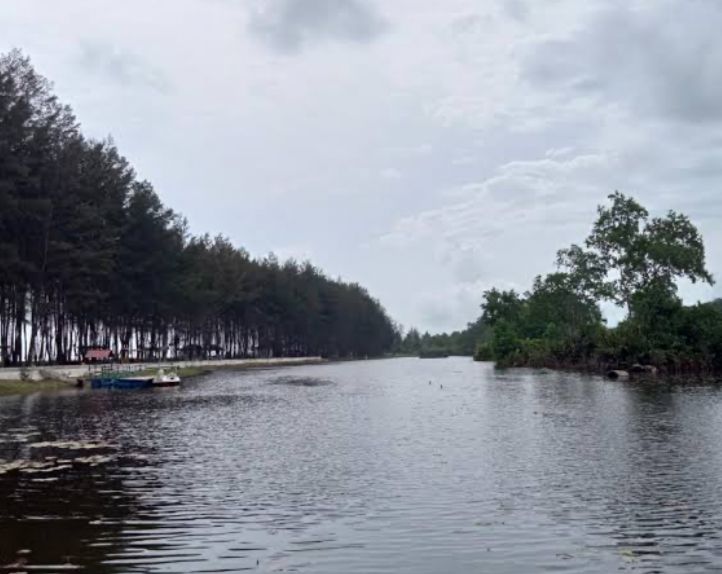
[[473, 343, 494, 361]]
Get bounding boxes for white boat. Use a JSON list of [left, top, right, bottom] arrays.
[[153, 368, 181, 387]]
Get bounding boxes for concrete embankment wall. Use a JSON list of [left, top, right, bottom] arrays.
[[0, 357, 325, 382]]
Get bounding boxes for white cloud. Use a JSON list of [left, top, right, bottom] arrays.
[[77, 41, 169, 92], [382, 150, 614, 248], [379, 167, 402, 180]]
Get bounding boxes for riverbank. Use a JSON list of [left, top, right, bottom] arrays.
[[473, 353, 722, 382], [0, 357, 325, 397], [0, 379, 74, 397]]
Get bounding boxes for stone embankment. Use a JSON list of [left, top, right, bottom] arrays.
[[0, 357, 325, 383]]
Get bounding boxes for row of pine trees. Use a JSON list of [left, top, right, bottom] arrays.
[[0, 50, 398, 365]]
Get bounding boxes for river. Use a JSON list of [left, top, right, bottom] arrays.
[[1, 357, 722, 573]]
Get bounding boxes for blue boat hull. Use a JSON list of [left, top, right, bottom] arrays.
[[90, 377, 154, 390]]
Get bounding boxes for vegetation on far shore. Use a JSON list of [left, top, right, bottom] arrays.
[[401, 193, 721, 375], [0, 50, 397, 366], [396, 319, 489, 358]]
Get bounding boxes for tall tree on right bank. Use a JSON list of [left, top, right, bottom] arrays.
[[557, 192, 714, 315]]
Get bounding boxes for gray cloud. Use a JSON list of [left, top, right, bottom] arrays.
[[524, 1, 722, 123], [78, 42, 169, 92], [503, 0, 528, 22], [248, 0, 386, 53]]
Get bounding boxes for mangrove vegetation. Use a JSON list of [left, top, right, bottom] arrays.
[[396, 318, 490, 358], [471, 193, 721, 374], [405, 193, 721, 375]]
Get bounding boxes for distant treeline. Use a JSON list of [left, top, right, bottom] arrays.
[[396, 319, 490, 357], [403, 193, 722, 375], [0, 50, 397, 365]]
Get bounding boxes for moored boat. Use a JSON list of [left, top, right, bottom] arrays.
[[88, 367, 181, 389], [153, 368, 181, 387], [90, 376, 155, 390]]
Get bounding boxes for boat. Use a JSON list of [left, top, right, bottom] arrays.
[[90, 376, 154, 390], [89, 367, 181, 389], [153, 368, 181, 387]]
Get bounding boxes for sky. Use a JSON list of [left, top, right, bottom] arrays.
[[2, 0, 721, 333]]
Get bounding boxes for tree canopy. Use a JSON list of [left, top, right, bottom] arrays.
[[0, 50, 398, 365], [473, 193, 719, 374], [410, 194, 720, 374], [558, 192, 714, 311]]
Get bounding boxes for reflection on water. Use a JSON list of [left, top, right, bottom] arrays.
[[1, 358, 722, 573]]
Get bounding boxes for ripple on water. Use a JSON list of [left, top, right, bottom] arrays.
[[2, 358, 722, 573], [268, 376, 335, 387]]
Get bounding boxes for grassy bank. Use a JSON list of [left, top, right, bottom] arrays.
[[0, 379, 75, 397]]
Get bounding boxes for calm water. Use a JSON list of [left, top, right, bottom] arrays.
[[2, 358, 722, 573]]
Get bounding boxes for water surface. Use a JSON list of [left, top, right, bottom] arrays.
[[2, 358, 722, 573]]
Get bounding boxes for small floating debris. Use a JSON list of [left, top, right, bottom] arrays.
[[619, 548, 638, 560]]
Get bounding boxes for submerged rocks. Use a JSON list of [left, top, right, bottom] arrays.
[[630, 364, 659, 376], [607, 365, 659, 380]]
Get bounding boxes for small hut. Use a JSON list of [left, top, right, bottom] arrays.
[[83, 348, 114, 364]]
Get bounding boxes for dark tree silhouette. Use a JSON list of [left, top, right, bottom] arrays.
[[0, 50, 397, 365]]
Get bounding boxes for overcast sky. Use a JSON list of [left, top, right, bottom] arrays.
[[2, 0, 721, 332]]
